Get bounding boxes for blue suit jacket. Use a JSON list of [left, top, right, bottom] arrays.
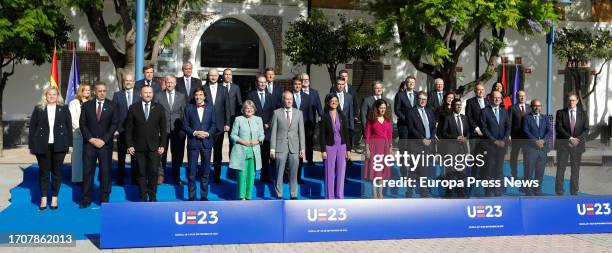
[[183, 103, 218, 150], [135, 79, 162, 94], [522, 113, 552, 150], [407, 106, 436, 140], [292, 91, 312, 124], [480, 106, 511, 141], [306, 88, 323, 122], [112, 89, 141, 133]]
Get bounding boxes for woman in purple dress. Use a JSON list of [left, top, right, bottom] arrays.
[[319, 94, 351, 199]]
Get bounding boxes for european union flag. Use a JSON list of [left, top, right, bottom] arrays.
[[65, 50, 80, 103]]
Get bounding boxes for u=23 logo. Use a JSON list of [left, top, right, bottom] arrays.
[[307, 208, 347, 222], [467, 205, 503, 218], [577, 203, 611, 216], [175, 211, 219, 225]]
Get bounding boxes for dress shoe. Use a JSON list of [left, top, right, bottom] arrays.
[[200, 197, 209, 201], [290, 197, 298, 200], [140, 195, 148, 202], [214, 178, 222, 184], [79, 200, 91, 209], [116, 180, 124, 186], [188, 197, 196, 201], [297, 178, 305, 184], [157, 176, 164, 185], [38, 205, 47, 211], [173, 178, 182, 185]]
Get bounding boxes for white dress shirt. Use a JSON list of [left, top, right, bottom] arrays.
[[209, 83, 218, 104], [47, 104, 56, 143]]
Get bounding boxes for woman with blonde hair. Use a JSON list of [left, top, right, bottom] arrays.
[[229, 100, 265, 200], [68, 83, 91, 184], [29, 86, 72, 210]]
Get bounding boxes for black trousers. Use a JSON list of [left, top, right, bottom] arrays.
[[35, 144, 66, 197], [161, 128, 186, 182], [556, 148, 582, 195], [135, 150, 160, 201], [260, 140, 272, 181], [484, 142, 507, 196], [117, 132, 138, 184], [305, 121, 316, 163], [212, 131, 224, 181], [83, 144, 112, 202], [509, 140, 526, 179]]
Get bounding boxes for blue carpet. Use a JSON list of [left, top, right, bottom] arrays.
[[0, 161, 580, 240]]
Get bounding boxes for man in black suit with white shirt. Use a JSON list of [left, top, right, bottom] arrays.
[[203, 68, 230, 184]]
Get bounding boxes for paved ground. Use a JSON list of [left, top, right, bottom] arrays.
[[1, 142, 612, 252]]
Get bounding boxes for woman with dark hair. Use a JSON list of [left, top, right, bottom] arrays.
[[29, 86, 72, 210], [319, 94, 351, 199], [363, 99, 393, 199], [487, 82, 506, 108], [435, 91, 456, 124]]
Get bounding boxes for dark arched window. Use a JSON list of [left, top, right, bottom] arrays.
[[200, 18, 260, 68]]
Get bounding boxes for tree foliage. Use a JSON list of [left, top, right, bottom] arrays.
[[0, 0, 72, 155], [367, 0, 558, 95], [284, 10, 387, 87]]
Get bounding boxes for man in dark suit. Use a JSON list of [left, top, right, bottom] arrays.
[[154, 75, 187, 185], [394, 75, 417, 186], [247, 75, 275, 183], [361, 80, 392, 137], [427, 78, 445, 111], [203, 68, 230, 184], [406, 91, 436, 198], [555, 92, 589, 195], [329, 76, 355, 140], [291, 76, 312, 184], [112, 72, 141, 185], [480, 90, 511, 197], [508, 90, 530, 180], [464, 83, 489, 186], [438, 98, 471, 197], [522, 99, 551, 196], [176, 62, 202, 103], [222, 68, 243, 156], [134, 64, 161, 94], [333, 69, 359, 151], [79, 82, 118, 208], [264, 67, 284, 109], [182, 86, 217, 201], [126, 86, 167, 202], [300, 73, 322, 166]]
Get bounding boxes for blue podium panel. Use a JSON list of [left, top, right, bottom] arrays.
[[283, 198, 523, 242], [100, 200, 284, 248], [522, 196, 612, 235]]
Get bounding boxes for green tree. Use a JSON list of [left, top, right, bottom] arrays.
[[0, 0, 72, 156], [68, 0, 205, 89], [553, 27, 611, 100], [367, 0, 558, 95], [284, 10, 387, 88]]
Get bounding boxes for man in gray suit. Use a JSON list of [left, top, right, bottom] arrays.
[[154, 75, 187, 185], [270, 91, 306, 200], [360, 80, 392, 137], [222, 68, 243, 155]]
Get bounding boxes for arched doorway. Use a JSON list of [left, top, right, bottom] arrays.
[[198, 18, 265, 98]]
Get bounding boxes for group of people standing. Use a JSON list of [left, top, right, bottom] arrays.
[[28, 65, 589, 210]]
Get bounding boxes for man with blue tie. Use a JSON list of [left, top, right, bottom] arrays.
[[329, 76, 354, 146], [247, 75, 275, 183], [300, 73, 323, 166], [176, 62, 203, 104], [480, 90, 511, 197], [182, 86, 217, 201], [394, 75, 417, 196], [112, 72, 141, 185], [521, 99, 551, 196], [264, 67, 283, 109], [406, 91, 436, 198], [427, 78, 445, 110], [134, 65, 162, 94], [291, 76, 312, 184]]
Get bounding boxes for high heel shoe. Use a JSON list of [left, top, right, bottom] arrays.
[[50, 197, 58, 210], [50, 205, 58, 210], [39, 205, 47, 211], [39, 197, 47, 211]]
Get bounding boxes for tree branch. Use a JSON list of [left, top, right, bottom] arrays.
[[84, 5, 126, 68], [149, 0, 186, 65], [114, 0, 132, 33], [583, 59, 610, 98]]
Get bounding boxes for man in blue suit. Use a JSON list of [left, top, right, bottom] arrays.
[[134, 64, 161, 94], [112, 72, 141, 185], [480, 90, 511, 197], [521, 99, 551, 196], [291, 76, 312, 184], [182, 86, 217, 201], [300, 73, 322, 166], [329, 76, 354, 142], [264, 67, 284, 109], [247, 75, 276, 183], [406, 91, 436, 198], [203, 68, 231, 184]]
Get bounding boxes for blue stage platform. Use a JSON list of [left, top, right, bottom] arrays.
[[0, 161, 583, 242]]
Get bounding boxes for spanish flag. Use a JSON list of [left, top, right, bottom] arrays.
[[49, 47, 59, 88]]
